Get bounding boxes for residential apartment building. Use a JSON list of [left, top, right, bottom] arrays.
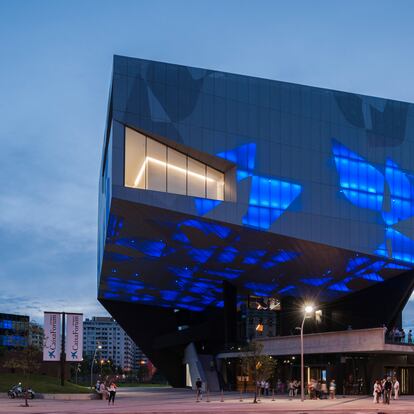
[[29, 321, 44, 350], [83, 316, 147, 371]]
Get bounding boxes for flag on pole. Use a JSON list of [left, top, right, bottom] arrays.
[[43, 312, 61, 361], [65, 313, 83, 362]]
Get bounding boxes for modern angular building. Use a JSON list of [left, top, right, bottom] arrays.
[[98, 56, 414, 392]]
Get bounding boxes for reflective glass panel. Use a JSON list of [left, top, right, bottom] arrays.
[[147, 137, 167, 192], [207, 166, 224, 200], [187, 158, 206, 197], [125, 128, 146, 189], [167, 148, 187, 195]]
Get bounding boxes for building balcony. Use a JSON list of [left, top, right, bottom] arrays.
[[217, 327, 414, 358]]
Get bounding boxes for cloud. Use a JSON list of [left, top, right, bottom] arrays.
[[0, 293, 108, 323]]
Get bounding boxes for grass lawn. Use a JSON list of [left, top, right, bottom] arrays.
[[0, 373, 91, 394]]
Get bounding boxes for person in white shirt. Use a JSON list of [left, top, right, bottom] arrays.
[[99, 382, 107, 400], [373, 380, 381, 403], [393, 378, 400, 400], [264, 381, 269, 396]]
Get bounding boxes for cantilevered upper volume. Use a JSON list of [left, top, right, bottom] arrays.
[[98, 56, 414, 386]]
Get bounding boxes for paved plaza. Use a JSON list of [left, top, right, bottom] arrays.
[[1, 388, 414, 414]]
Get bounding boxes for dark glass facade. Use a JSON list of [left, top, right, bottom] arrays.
[[0, 313, 29, 349], [98, 56, 414, 387]]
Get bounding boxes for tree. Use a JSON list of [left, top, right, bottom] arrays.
[[137, 363, 149, 382], [240, 341, 276, 403], [3, 346, 40, 407]]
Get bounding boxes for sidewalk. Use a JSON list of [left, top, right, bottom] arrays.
[[0, 389, 413, 413]]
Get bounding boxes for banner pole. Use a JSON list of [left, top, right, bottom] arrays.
[[60, 312, 66, 387]]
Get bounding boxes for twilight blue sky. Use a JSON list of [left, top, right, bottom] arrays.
[[1, 0, 414, 326]]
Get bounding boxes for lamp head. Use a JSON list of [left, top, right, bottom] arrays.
[[304, 305, 314, 314], [97, 345, 102, 349]]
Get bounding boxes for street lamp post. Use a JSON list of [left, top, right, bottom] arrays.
[[300, 305, 314, 402], [90, 345, 102, 390]]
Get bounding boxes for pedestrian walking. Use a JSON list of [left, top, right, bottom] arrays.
[[108, 381, 117, 405], [329, 379, 336, 399], [260, 380, 265, 396], [321, 381, 328, 399], [99, 381, 107, 400], [288, 379, 294, 398], [264, 380, 269, 396], [383, 377, 392, 404], [373, 380, 381, 403], [195, 378, 203, 401], [393, 377, 400, 400], [381, 378, 386, 402], [293, 379, 299, 397]]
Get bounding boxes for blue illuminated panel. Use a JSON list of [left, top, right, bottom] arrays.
[[185, 247, 216, 264], [241, 174, 301, 230], [216, 143, 256, 172], [0, 320, 13, 329], [178, 219, 232, 239], [383, 159, 414, 226], [329, 282, 351, 292], [194, 199, 222, 215], [217, 246, 239, 263], [333, 139, 384, 212], [332, 140, 414, 265], [376, 228, 414, 264], [107, 214, 124, 238], [115, 238, 166, 257], [244, 282, 277, 296], [300, 277, 333, 287], [242, 249, 266, 265], [195, 143, 302, 231], [0, 335, 27, 347]]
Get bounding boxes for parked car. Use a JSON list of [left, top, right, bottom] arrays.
[[8, 384, 35, 399]]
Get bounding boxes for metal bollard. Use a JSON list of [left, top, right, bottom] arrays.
[[220, 389, 224, 402], [240, 389, 243, 402], [206, 387, 210, 402], [272, 388, 275, 401]]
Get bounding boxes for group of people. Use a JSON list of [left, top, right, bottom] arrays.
[[386, 327, 413, 343], [255, 378, 336, 399], [257, 380, 271, 396], [373, 377, 399, 404], [307, 379, 336, 399], [95, 380, 118, 405]]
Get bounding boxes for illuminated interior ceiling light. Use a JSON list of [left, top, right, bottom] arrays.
[[269, 298, 281, 310], [134, 159, 147, 187], [134, 156, 218, 187], [256, 298, 268, 310]]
